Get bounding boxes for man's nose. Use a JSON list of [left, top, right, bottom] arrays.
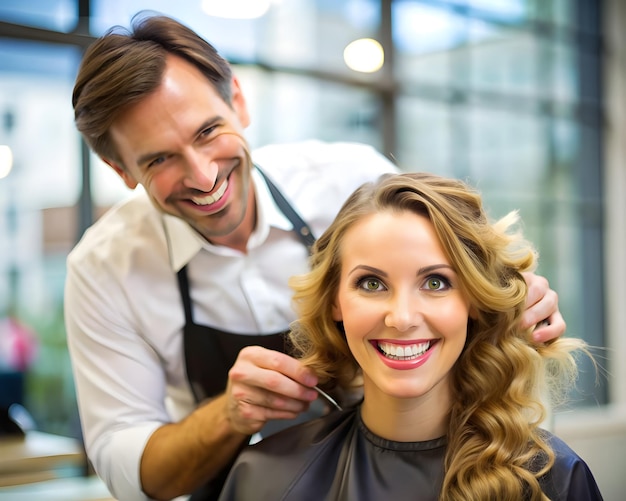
[[384, 291, 424, 332], [182, 150, 218, 190]]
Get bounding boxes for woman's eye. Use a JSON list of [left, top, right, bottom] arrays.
[[358, 278, 385, 292], [424, 276, 449, 291]]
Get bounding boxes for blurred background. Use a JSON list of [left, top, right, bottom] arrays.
[[0, 0, 624, 499]]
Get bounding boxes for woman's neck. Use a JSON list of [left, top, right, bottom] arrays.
[[359, 383, 452, 442]]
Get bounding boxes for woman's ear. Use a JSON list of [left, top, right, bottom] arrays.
[[468, 304, 479, 320], [102, 157, 139, 189], [331, 301, 343, 322]]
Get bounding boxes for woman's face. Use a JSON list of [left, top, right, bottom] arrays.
[[332, 209, 471, 403]]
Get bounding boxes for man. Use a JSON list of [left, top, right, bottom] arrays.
[[66, 14, 565, 501]]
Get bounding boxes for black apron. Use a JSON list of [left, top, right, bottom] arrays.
[[177, 167, 316, 501]]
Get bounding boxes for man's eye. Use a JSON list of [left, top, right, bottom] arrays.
[[147, 156, 166, 169], [200, 125, 218, 138]]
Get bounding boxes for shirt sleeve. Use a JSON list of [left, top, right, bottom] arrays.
[[65, 248, 170, 501]]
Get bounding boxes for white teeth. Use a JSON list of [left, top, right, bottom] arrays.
[[378, 341, 431, 361], [191, 179, 228, 206]]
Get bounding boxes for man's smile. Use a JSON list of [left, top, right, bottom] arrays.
[[191, 178, 229, 205]]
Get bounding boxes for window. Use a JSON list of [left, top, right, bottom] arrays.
[[0, 0, 608, 439]]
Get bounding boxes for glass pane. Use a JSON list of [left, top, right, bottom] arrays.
[[548, 39, 578, 103], [466, 0, 531, 25], [393, 2, 465, 86], [528, 0, 577, 30], [395, 97, 455, 176], [0, 38, 83, 436], [237, 66, 382, 150], [469, 23, 541, 96], [90, 0, 382, 77], [467, 106, 546, 189], [0, 0, 77, 32]]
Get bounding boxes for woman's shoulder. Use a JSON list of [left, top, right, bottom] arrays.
[[253, 407, 357, 455], [539, 430, 604, 500], [542, 430, 591, 469], [219, 409, 358, 501]]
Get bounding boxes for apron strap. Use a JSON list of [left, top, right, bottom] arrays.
[[177, 166, 318, 400], [177, 264, 194, 324], [175, 167, 319, 500], [176, 166, 315, 325], [255, 165, 316, 251]]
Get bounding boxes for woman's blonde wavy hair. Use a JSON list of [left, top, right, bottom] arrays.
[[288, 172, 586, 501]]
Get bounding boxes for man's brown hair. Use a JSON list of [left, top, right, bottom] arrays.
[[72, 13, 233, 163]]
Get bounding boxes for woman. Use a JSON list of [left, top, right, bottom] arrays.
[[218, 173, 602, 501]]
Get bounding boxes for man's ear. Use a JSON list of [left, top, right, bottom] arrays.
[[102, 157, 139, 190], [231, 76, 250, 128]]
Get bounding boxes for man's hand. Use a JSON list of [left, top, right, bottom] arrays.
[[226, 346, 319, 435], [521, 271, 566, 343]]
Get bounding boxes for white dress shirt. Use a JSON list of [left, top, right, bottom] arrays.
[[64, 140, 397, 501]]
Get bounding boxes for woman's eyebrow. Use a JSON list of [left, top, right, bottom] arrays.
[[348, 264, 387, 276], [417, 264, 454, 275]]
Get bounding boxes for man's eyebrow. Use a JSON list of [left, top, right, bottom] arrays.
[[193, 116, 222, 136], [136, 150, 167, 167]]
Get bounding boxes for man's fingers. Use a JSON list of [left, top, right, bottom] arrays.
[[230, 346, 318, 401], [240, 345, 318, 387], [226, 384, 312, 435], [522, 272, 548, 307], [227, 397, 308, 435], [531, 311, 567, 344], [520, 272, 566, 343], [225, 346, 319, 435], [521, 273, 556, 322], [230, 380, 315, 414], [520, 287, 557, 329]]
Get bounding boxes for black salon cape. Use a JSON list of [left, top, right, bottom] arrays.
[[218, 407, 603, 501]]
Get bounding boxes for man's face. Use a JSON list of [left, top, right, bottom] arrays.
[[107, 55, 253, 246]]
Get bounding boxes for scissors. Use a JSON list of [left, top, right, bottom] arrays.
[[313, 386, 343, 411]]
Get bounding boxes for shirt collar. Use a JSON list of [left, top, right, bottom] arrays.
[[163, 166, 293, 272]]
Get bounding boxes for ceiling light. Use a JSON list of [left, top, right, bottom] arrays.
[[0, 145, 13, 179], [344, 38, 384, 73]]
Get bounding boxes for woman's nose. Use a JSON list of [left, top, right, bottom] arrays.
[[384, 292, 424, 332]]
